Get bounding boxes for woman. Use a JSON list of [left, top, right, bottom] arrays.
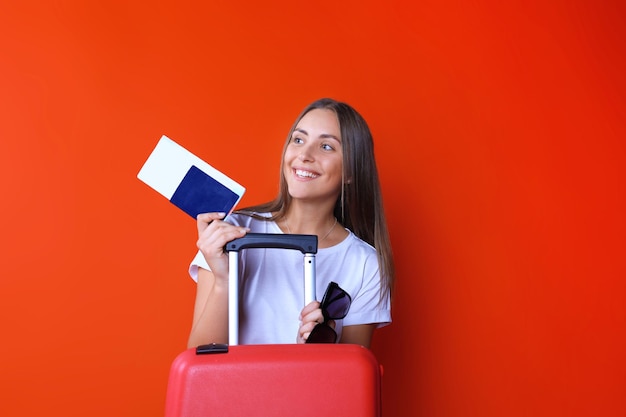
[[187, 98, 394, 348]]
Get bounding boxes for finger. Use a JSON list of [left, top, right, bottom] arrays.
[[298, 321, 319, 343], [301, 308, 324, 326], [196, 212, 226, 234], [298, 301, 321, 320], [197, 215, 249, 247], [197, 225, 249, 258]]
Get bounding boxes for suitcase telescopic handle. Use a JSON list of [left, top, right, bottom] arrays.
[[224, 233, 318, 346]]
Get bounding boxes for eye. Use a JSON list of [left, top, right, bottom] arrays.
[[321, 143, 335, 151], [291, 136, 304, 144]]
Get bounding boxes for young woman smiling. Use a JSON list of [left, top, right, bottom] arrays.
[[187, 98, 394, 348]]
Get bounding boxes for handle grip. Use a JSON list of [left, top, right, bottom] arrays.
[[225, 233, 318, 254]]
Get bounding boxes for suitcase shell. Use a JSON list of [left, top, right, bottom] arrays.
[[165, 344, 382, 417], [165, 233, 382, 416]]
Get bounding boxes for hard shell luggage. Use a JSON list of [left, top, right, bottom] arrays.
[[164, 233, 382, 417]]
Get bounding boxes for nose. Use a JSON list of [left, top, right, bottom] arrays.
[[298, 143, 315, 162]]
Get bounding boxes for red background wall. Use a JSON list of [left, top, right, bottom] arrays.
[[1, 1, 624, 416]]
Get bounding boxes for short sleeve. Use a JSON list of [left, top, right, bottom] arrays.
[[342, 252, 391, 328], [189, 250, 209, 283]]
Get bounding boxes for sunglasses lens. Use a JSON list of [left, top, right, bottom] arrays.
[[306, 323, 337, 344], [322, 285, 351, 320]]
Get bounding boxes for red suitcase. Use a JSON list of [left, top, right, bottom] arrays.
[[164, 233, 382, 417]]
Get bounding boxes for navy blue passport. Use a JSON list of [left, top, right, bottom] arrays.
[[170, 165, 240, 219]]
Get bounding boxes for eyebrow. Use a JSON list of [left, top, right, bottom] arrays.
[[294, 128, 341, 142]]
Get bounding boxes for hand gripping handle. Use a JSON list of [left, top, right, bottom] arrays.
[[224, 233, 318, 345]]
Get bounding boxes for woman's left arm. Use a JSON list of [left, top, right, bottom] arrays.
[[340, 324, 377, 348]]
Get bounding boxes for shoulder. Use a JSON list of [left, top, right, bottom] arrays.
[[323, 230, 378, 266], [340, 230, 377, 254]]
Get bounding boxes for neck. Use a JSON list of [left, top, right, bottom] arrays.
[[285, 216, 337, 242], [282, 204, 337, 237]]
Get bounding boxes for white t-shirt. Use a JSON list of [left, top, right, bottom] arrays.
[[189, 212, 391, 344]]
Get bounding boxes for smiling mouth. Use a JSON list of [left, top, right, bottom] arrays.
[[294, 169, 319, 179]]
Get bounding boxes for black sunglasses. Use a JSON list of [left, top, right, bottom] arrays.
[[306, 282, 352, 344]]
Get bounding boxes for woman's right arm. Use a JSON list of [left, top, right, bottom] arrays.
[[187, 212, 249, 348], [187, 267, 229, 347]]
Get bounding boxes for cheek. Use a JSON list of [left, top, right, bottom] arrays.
[[283, 151, 294, 168], [283, 148, 296, 165], [328, 156, 344, 177], [282, 156, 295, 179], [325, 162, 344, 189]]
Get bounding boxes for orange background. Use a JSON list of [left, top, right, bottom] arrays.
[[1, 1, 624, 416]]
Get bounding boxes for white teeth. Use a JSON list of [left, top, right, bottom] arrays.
[[295, 169, 318, 178]]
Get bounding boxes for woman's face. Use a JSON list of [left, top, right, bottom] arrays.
[[283, 108, 344, 204]]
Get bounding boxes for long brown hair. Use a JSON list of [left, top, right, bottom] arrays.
[[238, 98, 395, 301]]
